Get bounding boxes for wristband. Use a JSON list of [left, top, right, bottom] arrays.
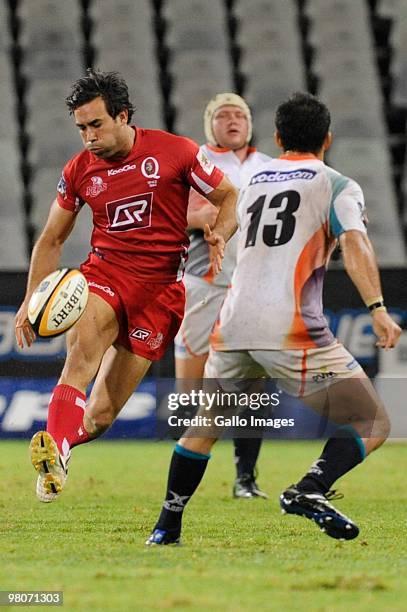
[[368, 302, 387, 314], [366, 295, 384, 308]]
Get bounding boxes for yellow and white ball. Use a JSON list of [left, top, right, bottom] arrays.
[[28, 268, 88, 337]]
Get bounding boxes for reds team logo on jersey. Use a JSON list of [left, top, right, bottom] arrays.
[[106, 193, 153, 232], [196, 149, 214, 175], [57, 174, 67, 199], [86, 176, 108, 197], [148, 332, 164, 350]]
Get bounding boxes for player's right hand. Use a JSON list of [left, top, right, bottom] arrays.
[[372, 309, 402, 350], [204, 223, 225, 274], [15, 301, 36, 348]]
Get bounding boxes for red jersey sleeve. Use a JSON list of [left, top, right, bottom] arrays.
[[56, 157, 84, 212], [180, 138, 224, 195]]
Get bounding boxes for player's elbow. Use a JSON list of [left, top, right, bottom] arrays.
[[340, 230, 372, 274], [36, 227, 70, 252]]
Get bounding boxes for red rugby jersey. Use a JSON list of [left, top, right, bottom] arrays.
[[56, 127, 224, 282]]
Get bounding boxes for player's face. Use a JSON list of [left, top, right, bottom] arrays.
[[212, 105, 249, 150], [74, 97, 128, 159]]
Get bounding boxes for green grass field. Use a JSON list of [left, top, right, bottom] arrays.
[[1, 440, 406, 611]]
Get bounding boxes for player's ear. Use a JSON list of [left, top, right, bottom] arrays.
[[323, 131, 333, 151], [118, 109, 128, 125], [274, 131, 283, 150]]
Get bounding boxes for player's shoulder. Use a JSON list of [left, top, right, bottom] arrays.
[[139, 127, 198, 151], [62, 148, 93, 178], [323, 163, 363, 196]]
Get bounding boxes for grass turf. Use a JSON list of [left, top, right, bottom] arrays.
[[0, 440, 406, 611]]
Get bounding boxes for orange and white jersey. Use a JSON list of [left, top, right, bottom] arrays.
[[211, 154, 367, 350], [186, 144, 271, 286]]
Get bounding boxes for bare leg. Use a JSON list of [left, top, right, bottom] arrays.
[[59, 293, 119, 391], [84, 344, 151, 437], [176, 354, 265, 495], [175, 353, 208, 381], [303, 374, 391, 455], [278, 372, 391, 539]]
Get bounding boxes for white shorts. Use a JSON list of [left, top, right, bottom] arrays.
[[204, 341, 364, 397], [174, 274, 227, 358]]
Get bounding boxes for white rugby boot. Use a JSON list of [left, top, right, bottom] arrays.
[[30, 431, 68, 503]]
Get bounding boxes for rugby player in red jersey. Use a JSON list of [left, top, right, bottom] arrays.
[[14, 69, 237, 502]]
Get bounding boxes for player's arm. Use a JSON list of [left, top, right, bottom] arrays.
[[203, 176, 238, 273], [339, 229, 401, 349], [15, 199, 77, 348], [187, 188, 218, 230]]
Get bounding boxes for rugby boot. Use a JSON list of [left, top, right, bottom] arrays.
[[279, 485, 359, 540], [233, 474, 268, 499], [145, 529, 181, 546], [30, 431, 68, 503]]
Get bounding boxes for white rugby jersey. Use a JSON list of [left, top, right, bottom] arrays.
[[186, 144, 271, 287], [211, 153, 367, 350]]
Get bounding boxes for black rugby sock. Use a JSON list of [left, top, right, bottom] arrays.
[[296, 435, 365, 494], [155, 444, 210, 534], [233, 437, 262, 478]]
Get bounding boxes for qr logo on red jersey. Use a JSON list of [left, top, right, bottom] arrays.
[[130, 327, 152, 341], [106, 193, 153, 232]]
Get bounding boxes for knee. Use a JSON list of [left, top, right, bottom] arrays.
[[364, 412, 391, 454], [374, 415, 391, 447], [382, 414, 391, 440], [375, 407, 391, 441]]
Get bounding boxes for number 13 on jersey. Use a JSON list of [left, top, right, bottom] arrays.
[[245, 189, 300, 248]]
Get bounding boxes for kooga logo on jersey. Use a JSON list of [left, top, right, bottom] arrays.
[[249, 169, 316, 185], [108, 163, 136, 176]]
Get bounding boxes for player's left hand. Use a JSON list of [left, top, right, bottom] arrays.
[[372, 309, 402, 350], [15, 300, 36, 348], [204, 223, 225, 274]]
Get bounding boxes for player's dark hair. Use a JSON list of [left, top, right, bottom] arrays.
[[275, 92, 331, 154], [66, 68, 135, 123]]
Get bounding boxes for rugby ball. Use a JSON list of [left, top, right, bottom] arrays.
[[28, 268, 89, 337]]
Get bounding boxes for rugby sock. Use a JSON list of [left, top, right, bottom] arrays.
[[155, 444, 210, 534], [47, 384, 90, 457], [296, 434, 365, 494], [233, 437, 262, 479]]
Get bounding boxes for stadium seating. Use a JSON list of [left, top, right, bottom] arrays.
[[163, 0, 232, 143], [308, 0, 386, 125], [0, 141, 27, 270], [0, 0, 406, 272], [377, 0, 407, 18], [90, 0, 163, 129], [328, 137, 405, 264], [388, 8, 407, 108], [0, 53, 17, 141], [234, 0, 306, 155], [30, 166, 93, 268], [0, 1, 10, 48], [16, 1, 84, 249], [171, 50, 232, 141], [0, 4, 27, 269]]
